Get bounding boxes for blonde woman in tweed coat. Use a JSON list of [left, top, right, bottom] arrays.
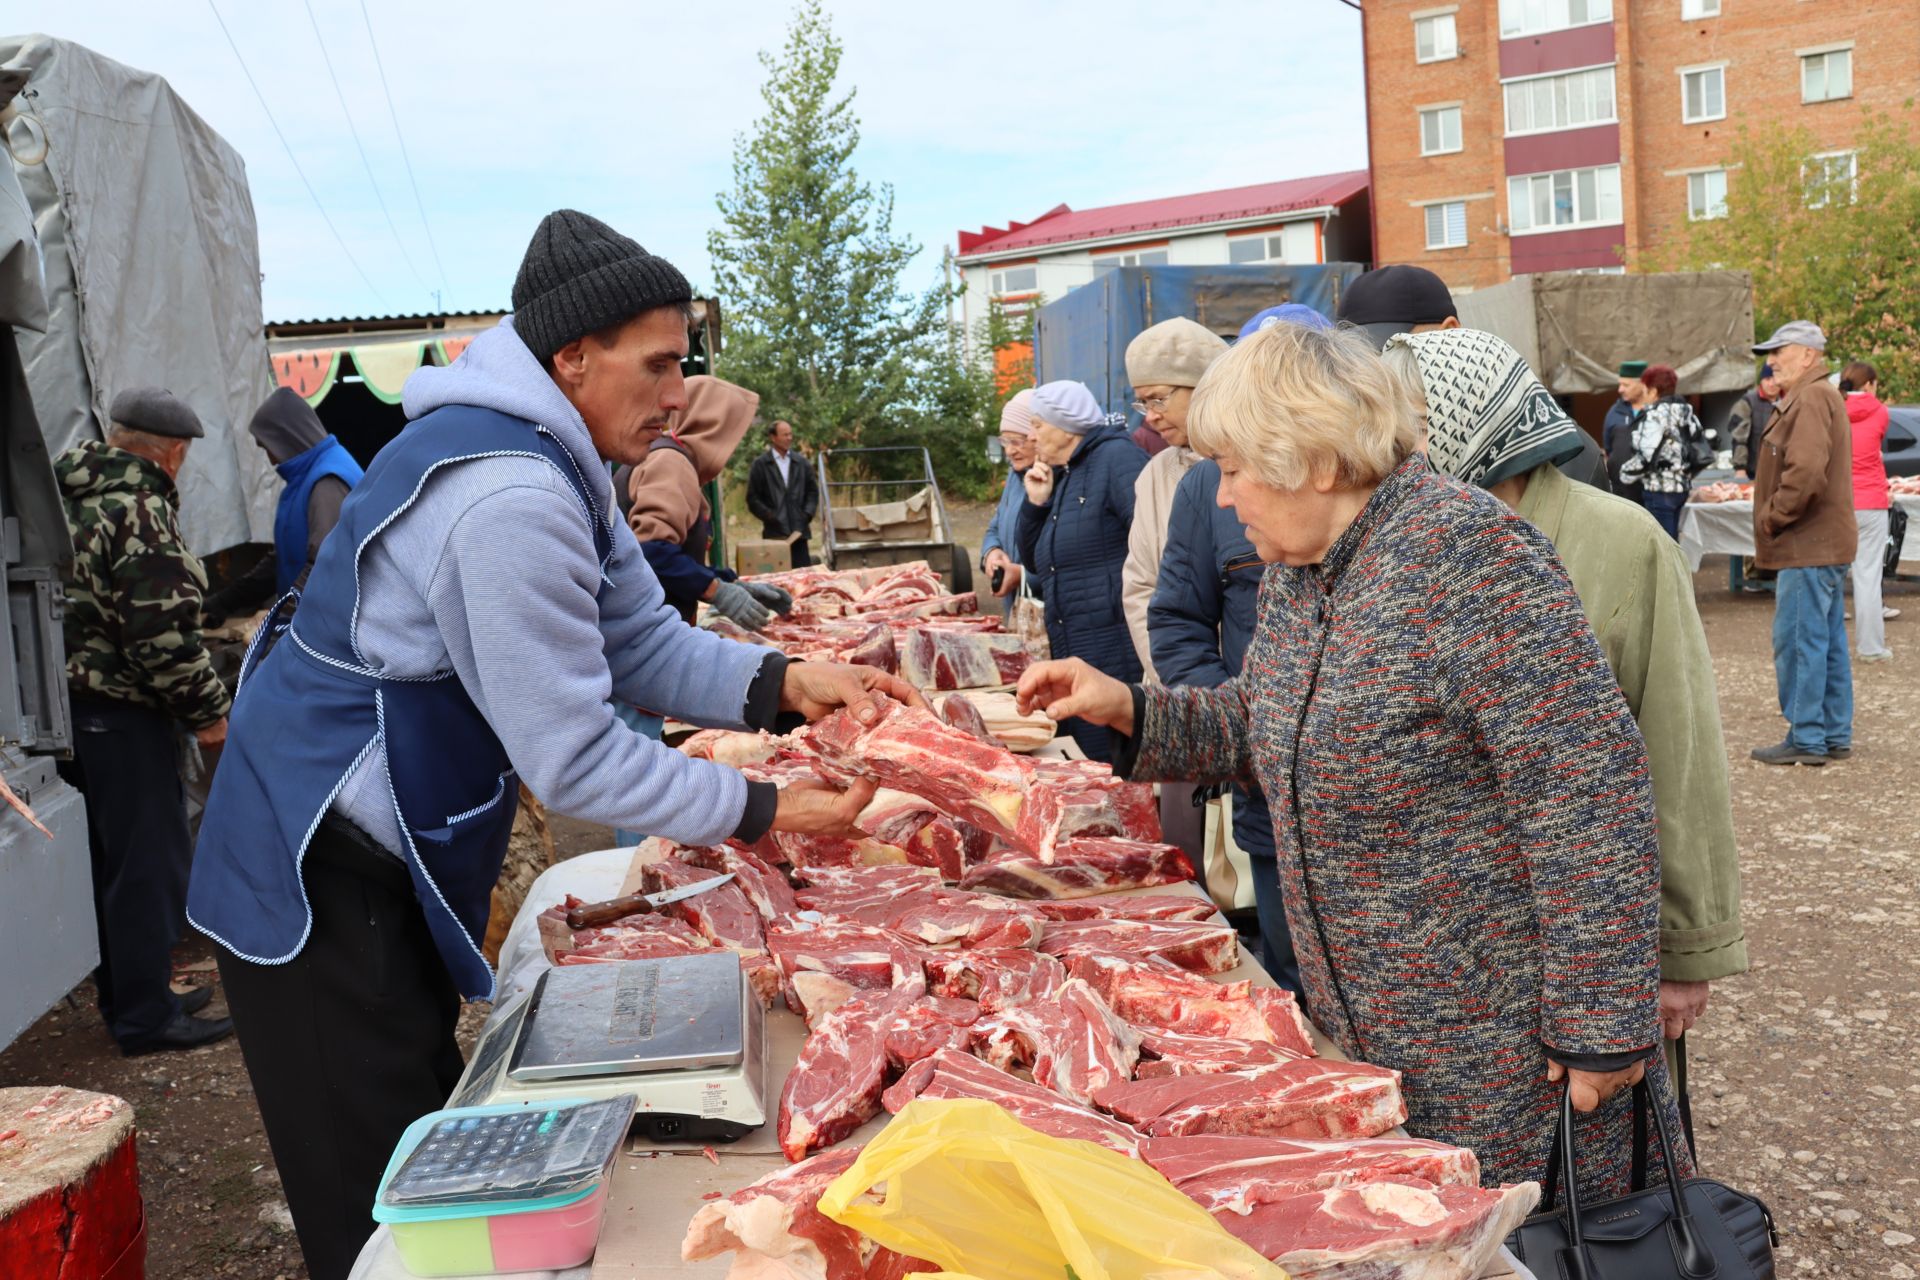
[[1018, 323, 1691, 1198]]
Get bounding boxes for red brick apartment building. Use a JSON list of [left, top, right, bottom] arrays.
[[1360, 0, 1920, 290]]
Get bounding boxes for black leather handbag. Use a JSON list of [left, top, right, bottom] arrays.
[[1507, 1081, 1778, 1280]]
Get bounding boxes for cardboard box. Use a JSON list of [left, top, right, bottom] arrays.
[[830, 485, 936, 543], [733, 539, 792, 576]]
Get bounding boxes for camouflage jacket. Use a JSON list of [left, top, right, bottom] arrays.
[[56, 441, 231, 729]]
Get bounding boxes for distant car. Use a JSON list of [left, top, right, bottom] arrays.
[[1885, 406, 1920, 478]]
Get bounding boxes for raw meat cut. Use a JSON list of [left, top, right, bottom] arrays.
[[797, 702, 1048, 855], [771, 831, 914, 872], [765, 920, 922, 1021], [935, 691, 994, 744], [641, 856, 767, 957], [778, 984, 923, 1161], [1139, 1134, 1481, 1215], [680, 1146, 934, 1279], [942, 689, 1055, 752], [900, 627, 1031, 690], [796, 864, 944, 894], [880, 996, 980, 1069], [1070, 955, 1316, 1056], [854, 789, 991, 883], [968, 978, 1141, 1106], [922, 948, 1066, 1013], [1213, 1177, 1539, 1280], [677, 729, 778, 766], [1038, 917, 1239, 975], [1133, 1029, 1308, 1078], [679, 844, 801, 926], [1092, 1060, 1406, 1141], [539, 897, 714, 964], [1034, 894, 1218, 923], [881, 1048, 1140, 1155], [803, 883, 1044, 953], [1029, 761, 1163, 844], [958, 839, 1195, 899]]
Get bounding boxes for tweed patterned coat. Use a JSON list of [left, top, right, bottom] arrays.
[[1127, 454, 1692, 1197]]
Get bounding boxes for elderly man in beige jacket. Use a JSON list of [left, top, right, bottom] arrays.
[[1120, 317, 1229, 681]]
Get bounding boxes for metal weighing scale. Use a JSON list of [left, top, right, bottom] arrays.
[[449, 951, 768, 1143]]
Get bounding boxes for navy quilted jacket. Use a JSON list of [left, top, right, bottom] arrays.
[[1147, 459, 1275, 859], [1016, 425, 1149, 759]]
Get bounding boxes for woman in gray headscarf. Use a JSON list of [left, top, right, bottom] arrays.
[[1383, 328, 1746, 1063]]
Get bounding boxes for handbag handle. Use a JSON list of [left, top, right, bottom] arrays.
[[1542, 1075, 1712, 1280]]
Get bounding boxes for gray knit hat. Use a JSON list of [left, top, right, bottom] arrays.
[[511, 209, 692, 363]]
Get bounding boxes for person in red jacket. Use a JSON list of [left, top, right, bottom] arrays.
[[1842, 361, 1896, 661]]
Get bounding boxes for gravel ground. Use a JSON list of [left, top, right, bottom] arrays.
[[1, 563, 1912, 1279]]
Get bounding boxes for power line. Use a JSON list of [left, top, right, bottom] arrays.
[[358, 0, 451, 305], [303, 0, 429, 298], [206, 0, 386, 307]]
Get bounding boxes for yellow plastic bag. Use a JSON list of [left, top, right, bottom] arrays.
[[817, 1099, 1288, 1280]]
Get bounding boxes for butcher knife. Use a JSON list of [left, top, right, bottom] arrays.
[[565, 874, 736, 930]]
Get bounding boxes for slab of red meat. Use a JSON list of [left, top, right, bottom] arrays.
[[796, 864, 944, 893], [1034, 894, 1218, 923], [856, 591, 978, 622], [879, 892, 1044, 951], [1069, 954, 1316, 1055], [1093, 1059, 1407, 1141], [957, 838, 1195, 899], [854, 789, 991, 882], [1038, 917, 1239, 974], [922, 948, 1067, 1013], [1212, 1177, 1539, 1280], [770, 831, 915, 872], [778, 984, 924, 1162], [681, 1146, 866, 1274], [1028, 761, 1162, 844], [900, 627, 1032, 690], [764, 921, 922, 1021], [542, 898, 715, 964], [881, 996, 980, 1069], [641, 857, 766, 957], [797, 702, 1049, 854], [881, 1047, 1140, 1155], [1139, 1134, 1481, 1216], [1133, 1028, 1308, 1078], [935, 691, 994, 745], [676, 844, 800, 926], [968, 977, 1141, 1106]]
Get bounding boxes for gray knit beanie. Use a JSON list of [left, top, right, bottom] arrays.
[[511, 209, 692, 363]]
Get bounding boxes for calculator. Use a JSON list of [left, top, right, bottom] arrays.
[[380, 1095, 636, 1208]]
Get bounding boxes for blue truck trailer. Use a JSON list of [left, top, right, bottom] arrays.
[[1032, 263, 1364, 416]]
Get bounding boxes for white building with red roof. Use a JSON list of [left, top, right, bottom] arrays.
[[953, 169, 1372, 333]]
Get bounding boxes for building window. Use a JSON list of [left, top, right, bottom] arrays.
[[1503, 66, 1617, 135], [1419, 106, 1463, 156], [1089, 250, 1168, 270], [1804, 151, 1858, 208], [1227, 233, 1300, 265], [1507, 163, 1623, 232], [1681, 65, 1726, 124], [989, 265, 1037, 295], [1425, 202, 1468, 249], [1688, 169, 1728, 221], [1415, 13, 1458, 62], [1498, 0, 1612, 38], [1681, 0, 1719, 16], [1802, 49, 1853, 103]]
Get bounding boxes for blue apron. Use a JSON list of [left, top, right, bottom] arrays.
[[188, 405, 613, 999]]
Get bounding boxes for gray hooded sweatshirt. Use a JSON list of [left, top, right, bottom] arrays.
[[331, 318, 778, 854]]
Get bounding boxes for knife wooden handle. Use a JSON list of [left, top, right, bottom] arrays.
[[567, 893, 656, 930]]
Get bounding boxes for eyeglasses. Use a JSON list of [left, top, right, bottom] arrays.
[[1130, 394, 1172, 415]]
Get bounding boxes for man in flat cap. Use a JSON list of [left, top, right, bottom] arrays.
[[189, 210, 912, 1279], [54, 387, 234, 1057]]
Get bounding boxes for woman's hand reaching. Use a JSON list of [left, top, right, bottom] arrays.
[[1015, 658, 1134, 735]]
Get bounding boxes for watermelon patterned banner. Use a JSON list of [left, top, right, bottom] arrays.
[[271, 349, 341, 406], [435, 335, 475, 366], [349, 341, 426, 405]]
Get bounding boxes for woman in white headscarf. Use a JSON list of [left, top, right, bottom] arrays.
[[1015, 379, 1149, 761]]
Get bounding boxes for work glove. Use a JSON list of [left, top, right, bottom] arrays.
[[709, 580, 775, 631], [742, 581, 794, 616]]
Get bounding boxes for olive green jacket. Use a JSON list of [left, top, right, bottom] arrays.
[[1518, 461, 1747, 982]]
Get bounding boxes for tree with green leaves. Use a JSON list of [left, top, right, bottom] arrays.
[[709, 0, 996, 497], [1650, 108, 1920, 393]]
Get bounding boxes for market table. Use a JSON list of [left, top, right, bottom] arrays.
[[352, 848, 1533, 1280], [1678, 493, 1920, 573]]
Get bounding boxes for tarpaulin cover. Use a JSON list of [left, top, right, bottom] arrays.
[[0, 105, 69, 574], [1033, 263, 1362, 417], [2, 34, 276, 555], [1452, 270, 1757, 397]]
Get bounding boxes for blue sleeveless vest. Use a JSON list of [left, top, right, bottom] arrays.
[[188, 406, 613, 999], [272, 433, 364, 594]]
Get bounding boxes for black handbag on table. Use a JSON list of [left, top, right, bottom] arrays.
[[1885, 504, 1908, 578], [1506, 1080, 1778, 1280]]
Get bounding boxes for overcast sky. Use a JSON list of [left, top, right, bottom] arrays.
[[31, 1, 1368, 322]]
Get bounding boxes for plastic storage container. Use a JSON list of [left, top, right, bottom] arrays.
[[371, 1098, 632, 1277]]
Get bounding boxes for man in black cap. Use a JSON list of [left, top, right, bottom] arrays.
[[1340, 265, 1612, 492], [1604, 359, 1649, 502], [190, 211, 912, 1280], [54, 387, 234, 1055]]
